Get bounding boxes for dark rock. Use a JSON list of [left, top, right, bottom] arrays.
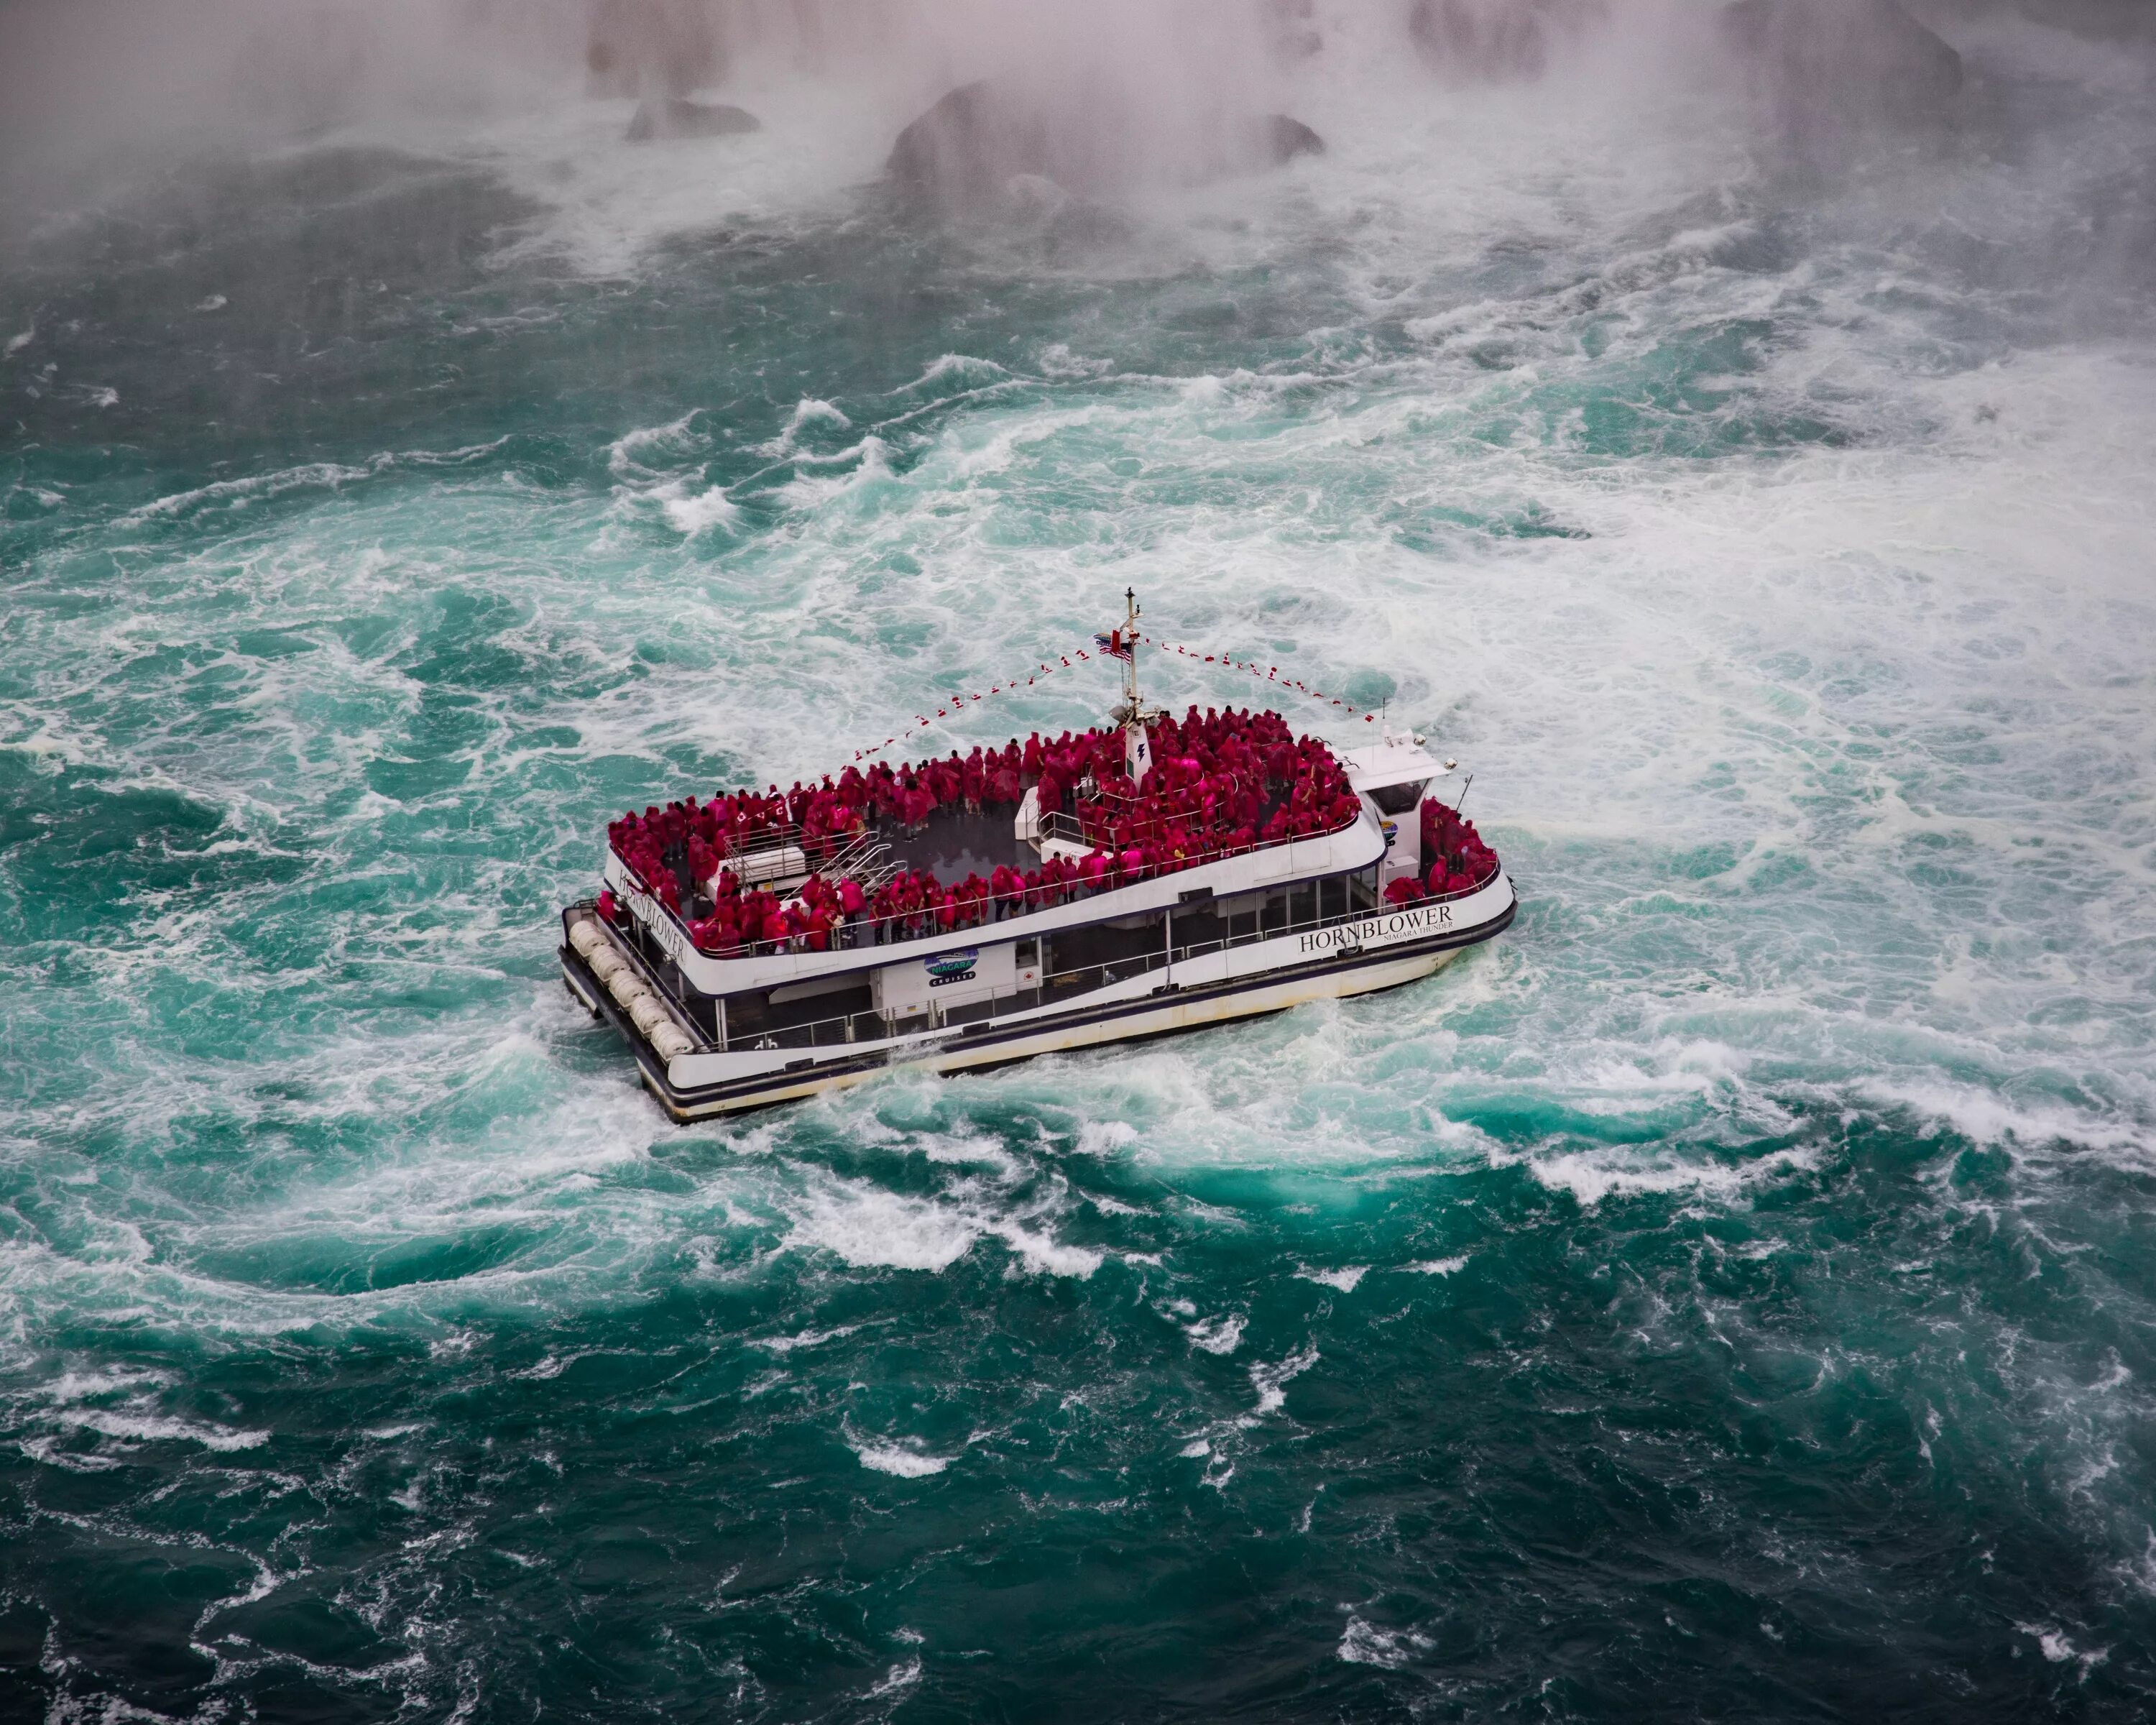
[[1258, 114, 1327, 165], [625, 98, 762, 143], [886, 81, 1052, 208], [1721, 0, 1963, 136], [886, 80, 1325, 212]]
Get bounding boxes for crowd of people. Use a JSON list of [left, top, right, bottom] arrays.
[[597, 707, 1486, 957], [1381, 798, 1501, 906]]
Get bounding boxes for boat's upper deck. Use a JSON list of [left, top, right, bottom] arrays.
[[605, 706, 1363, 952], [587, 705, 1501, 1003], [880, 799, 1038, 890]]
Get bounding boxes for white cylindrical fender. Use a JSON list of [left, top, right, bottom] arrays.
[[608, 968, 650, 1009], [568, 918, 606, 957], [650, 1022, 694, 1059], [630, 994, 671, 1035], [587, 944, 625, 982]]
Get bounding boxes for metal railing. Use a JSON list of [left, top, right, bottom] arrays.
[[706, 819, 877, 878], [619, 834, 1498, 971], [614, 786, 1503, 966], [622, 805, 1374, 961]]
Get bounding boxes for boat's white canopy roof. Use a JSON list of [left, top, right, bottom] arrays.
[[1342, 732, 1451, 794]]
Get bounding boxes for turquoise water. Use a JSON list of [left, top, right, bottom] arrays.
[[4, 17, 2156, 1720]]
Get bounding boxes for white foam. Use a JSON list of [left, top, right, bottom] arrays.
[[1072, 1121, 1138, 1157], [783, 1180, 979, 1273], [918, 1131, 1018, 1171], [864, 1657, 922, 1698], [2017, 1623, 2107, 1675], [605, 411, 705, 479], [1296, 1265, 1368, 1292], [1337, 1614, 1432, 1669], [752, 1323, 863, 1355], [1861, 1080, 2146, 1160], [121, 458, 382, 522], [775, 436, 895, 509], [851, 1438, 951, 1478], [656, 482, 739, 537], [763, 397, 853, 456], [39, 1366, 173, 1403], [1185, 1314, 1245, 1355], [17, 1437, 123, 1473], [1249, 1345, 1319, 1417], [1506, 1146, 1818, 1210], [57, 1410, 269, 1451], [1408, 1256, 1468, 1276], [990, 1221, 1103, 1280]]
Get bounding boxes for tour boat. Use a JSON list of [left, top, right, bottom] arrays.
[[559, 597, 1516, 1119]]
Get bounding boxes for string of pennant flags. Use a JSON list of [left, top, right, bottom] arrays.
[[1136, 635, 1381, 724], [849, 632, 1376, 764]]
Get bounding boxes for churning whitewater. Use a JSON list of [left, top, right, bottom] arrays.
[[2, 2, 2154, 1719]]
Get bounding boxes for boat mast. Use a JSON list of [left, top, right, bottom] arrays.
[[1112, 586, 1153, 784], [1121, 586, 1141, 719], [1109, 586, 1147, 727]]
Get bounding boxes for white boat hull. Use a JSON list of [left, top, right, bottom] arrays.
[[561, 891, 1509, 1121]]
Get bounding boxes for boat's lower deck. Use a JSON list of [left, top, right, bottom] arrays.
[[561, 882, 1516, 1120]]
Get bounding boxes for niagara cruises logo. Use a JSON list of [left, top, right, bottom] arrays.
[[926, 949, 980, 987], [1297, 903, 1453, 955]]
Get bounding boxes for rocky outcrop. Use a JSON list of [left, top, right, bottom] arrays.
[[885, 80, 1324, 212], [1721, 0, 1963, 136], [887, 82, 1051, 208], [625, 98, 762, 142], [1407, 0, 1606, 82], [1259, 115, 1327, 165]]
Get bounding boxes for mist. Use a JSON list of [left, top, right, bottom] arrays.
[[5, 0, 2146, 229]]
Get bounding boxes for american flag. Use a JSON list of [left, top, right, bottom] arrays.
[[1094, 628, 1133, 661]]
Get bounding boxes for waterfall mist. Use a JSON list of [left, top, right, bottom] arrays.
[[6, 1, 2144, 222]]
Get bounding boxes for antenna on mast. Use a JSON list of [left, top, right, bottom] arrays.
[[1123, 586, 1141, 718]]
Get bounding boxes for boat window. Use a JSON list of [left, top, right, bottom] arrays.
[[1171, 898, 1226, 954], [1049, 912, 1166, 975], [1366, 778, 1429, 815]]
